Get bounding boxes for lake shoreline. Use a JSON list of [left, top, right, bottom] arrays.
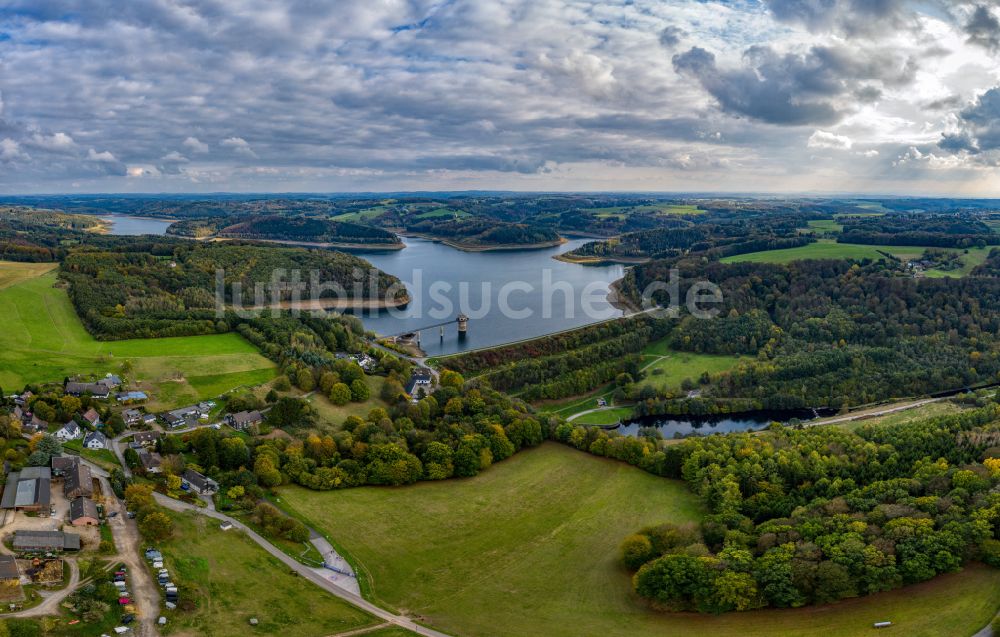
[[401, 232, 567, 252], [209, 235, 406, 251]]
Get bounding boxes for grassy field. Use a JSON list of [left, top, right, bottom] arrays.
[[279, 443, 1000, 637], [639, 339, 742, 391], [279, 443, 706, 636], [572, 406, 633, 425], [831, 400, 969, 432], [722, 240, 989, 276], [157, 510, 377, 637], [583, 203, 705, 218], [0, 261, 58, 289], [0, 264, 275, 408], [806, 219, 843, 234], [305, 375, 390, 430]]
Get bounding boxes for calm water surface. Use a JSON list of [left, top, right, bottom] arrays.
[[612, 409, 826, 438], [351, 237, 626, 356], [101, 215, 173, 235]]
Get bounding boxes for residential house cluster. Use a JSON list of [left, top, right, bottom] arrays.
[[129, 432, 163, 474], [160, 402, 213, 429]]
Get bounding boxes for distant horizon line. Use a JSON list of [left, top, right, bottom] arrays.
[[3, 190, 1000, 201]]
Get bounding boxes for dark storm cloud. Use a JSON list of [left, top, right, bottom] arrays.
[[764, 0, 910, 35], [965, 5, 1000, 51], [672, 44, 917, 125], [937, 87, 1000, 155], [658, 26, 685, 49]]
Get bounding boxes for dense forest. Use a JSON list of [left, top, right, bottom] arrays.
[[617, 253, 1000, 412], [405, 217, 560, 247], [563, 214, 814, 261], [838, 214, 1000, 248], [62, 242, 406, 340], [217, 215, 401, 246], [551, 401, 1000, 612]]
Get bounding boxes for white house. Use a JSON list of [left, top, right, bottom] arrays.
[[55, 420, 82, 441], [83, 431, 108, 450]]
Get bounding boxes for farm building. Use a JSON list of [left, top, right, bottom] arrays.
[[0, 468, 51, 516], [69, 497, 100, 526], [64, 462, 93, 499], [13, 530, 80, 552], [64, 382, 110, 399]]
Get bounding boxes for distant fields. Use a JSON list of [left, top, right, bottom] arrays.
[[0, 264, 275, 408], [583, 203, 705, 219], [279, 443, 1000, 637], [722, 239, 990, 276]]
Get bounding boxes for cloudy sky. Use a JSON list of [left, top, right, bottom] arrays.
[[4, 0, 1000, 194]]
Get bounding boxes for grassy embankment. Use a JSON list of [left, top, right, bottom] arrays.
[[279, 443, 1000, 637], [0, 263, 275, 410], [153, 510, 378, 637]]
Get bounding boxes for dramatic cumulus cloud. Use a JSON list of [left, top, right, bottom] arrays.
[[0, 0, 998, 193], [672, 44, 916, 125]]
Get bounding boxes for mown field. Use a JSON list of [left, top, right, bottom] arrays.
[[722, 239, 990, 276], [279, 443, 1000, 637], [0, 264, 275, 408], [157, 510, 377, 637]]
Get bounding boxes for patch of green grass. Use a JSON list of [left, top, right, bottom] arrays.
[[414, 207, 468, 219], [722, 240, 988, 275], [533, 383, 616, 416], [279, 443, 705, 637], [156, 509, 377, 637], [582, 203, 705, 217], [806, 219, 843, 234], [0, 261, 58, 289], [306, 375, 389, 430], [0, 266, 275, 407], [639, 349, 742, 392], [361, 628, 420, 637], [572, 407, 633, 425], [280, 443, 1000, 637]]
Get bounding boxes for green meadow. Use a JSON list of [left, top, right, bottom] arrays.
[[0, 264, 275, 408], [722, 239, 990, 276], [279, 443, 1000, 637], [157, 510, 376, 637]]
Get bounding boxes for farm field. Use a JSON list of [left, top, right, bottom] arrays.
[[156, 510, 377, 637], [722, 239, 989, 276], [0, 260, 58, 289], [0, 264, 275, 408], [279, 443, 1000, 637]]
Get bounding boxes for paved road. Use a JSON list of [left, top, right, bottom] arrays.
[[309, 532, 360, 595], [566, 405, 619, 422], [153, 493, 452, 637]]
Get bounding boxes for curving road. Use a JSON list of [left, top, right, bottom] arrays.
[[9, 559, 79, 618], [152, 493, 452, 637]]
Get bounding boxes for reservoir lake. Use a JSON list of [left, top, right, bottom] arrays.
[[103, 215, 627, 357]]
